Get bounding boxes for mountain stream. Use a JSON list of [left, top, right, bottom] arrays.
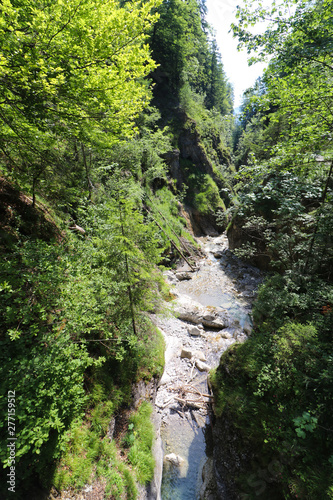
[[152, 234, 263, 500]]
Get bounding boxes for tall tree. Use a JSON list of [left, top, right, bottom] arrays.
[[0, 0, 161, 201], [232, 0, 333, 275], [205, 39, 233, 114]]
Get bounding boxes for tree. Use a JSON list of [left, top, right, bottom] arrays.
[[205, 40, 233, 115], [0, 0, 161, 202], [231, 0, 333, 276]]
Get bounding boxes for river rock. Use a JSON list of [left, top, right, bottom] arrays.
[[175, 295, 206, 323], [219, 329, 233, 339], [163, 270, 178, 285], [203, 317, 227, 329], [175, 295, 227, 329], [243, 320, 253, 335], [180, 347, 193, 359], [164, 453, 185, 466], [195, 360, 211, 372], [158, 373, 173, 386], [188, 325, 203, 336], [193, 350, 206, 362], [175, 271, 192, 281], [202, 313, 215, 321]]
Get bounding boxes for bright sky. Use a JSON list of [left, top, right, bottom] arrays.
[[205, 0, 267, 110]]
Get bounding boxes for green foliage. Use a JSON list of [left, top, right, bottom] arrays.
[[144, 185, 198, 266], [252, 272, 333, 332], [0, 168, 169, 496], [150, 0, 210, 93], [180, 159, 224, 214], [230, 0, 333, 274], [205, 40, 233, 115], [193, 174, 223, 214], [150, 0, 233, 113], [0, 0, 162, 201], [104, 106, 172, 188], [127, 402, 155, 484], [0, 240, 94, 493], [53, 418, 138, 499], [136, 322, 165, 380], [211, 320, 333, 499], [293, 412, 318, 440], [230, 171, 333, 277], [211, 2, 333, 498], [0, 0, 236, 497]]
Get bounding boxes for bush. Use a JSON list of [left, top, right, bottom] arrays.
[[211, 320, 333, 499]]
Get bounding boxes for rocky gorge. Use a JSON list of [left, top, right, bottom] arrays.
[[147, 233, 263, 499]]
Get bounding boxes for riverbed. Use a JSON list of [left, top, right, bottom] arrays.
[[152, 234, 263, 500]]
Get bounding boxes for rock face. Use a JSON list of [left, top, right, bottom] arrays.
[[177, 110, 231, 185], [144, 410, 163, 500], [199, 457, 218, 500], [182, 205, 220, 237], [212, 408, 258, 500], [161, 109, 231, 237], [161, 149, 182, 189]]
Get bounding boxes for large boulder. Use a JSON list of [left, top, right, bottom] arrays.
[[174, 295, 228, 329]]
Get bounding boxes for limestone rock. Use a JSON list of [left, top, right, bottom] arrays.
[[164, 453, 185, 466], [175, 271, 192, 281], [175, 295, 206, 324], [180, 347, 193, 359], [219, 329, 233, 339], [159, 373, 172, 386], [243, 320, 253, 335], [195, 360, 211, 372], [193, 350, 206, 362], [218, 327, 237, 339], [175, 295, 227, 329], [203, 318, 226, 329], [107, 417, 115, 440], [199, 457, 218, 500], [188, 325, 202, 336], [163, 270, 179, 285], [202, 313, 215, 322]]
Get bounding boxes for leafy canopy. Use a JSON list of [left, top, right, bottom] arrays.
[[0, 0, 162, 192]]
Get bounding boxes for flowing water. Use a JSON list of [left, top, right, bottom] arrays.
[[153, 234, 263, 500]]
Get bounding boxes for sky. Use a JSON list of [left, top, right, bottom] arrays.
[[205, 0, 268, 110]]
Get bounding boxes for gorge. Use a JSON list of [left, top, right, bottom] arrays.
[[0, 0, 332, 499]]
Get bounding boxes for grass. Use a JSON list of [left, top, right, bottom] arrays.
[[127, 401, 155, 485], [51, 322, 163, 498]]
